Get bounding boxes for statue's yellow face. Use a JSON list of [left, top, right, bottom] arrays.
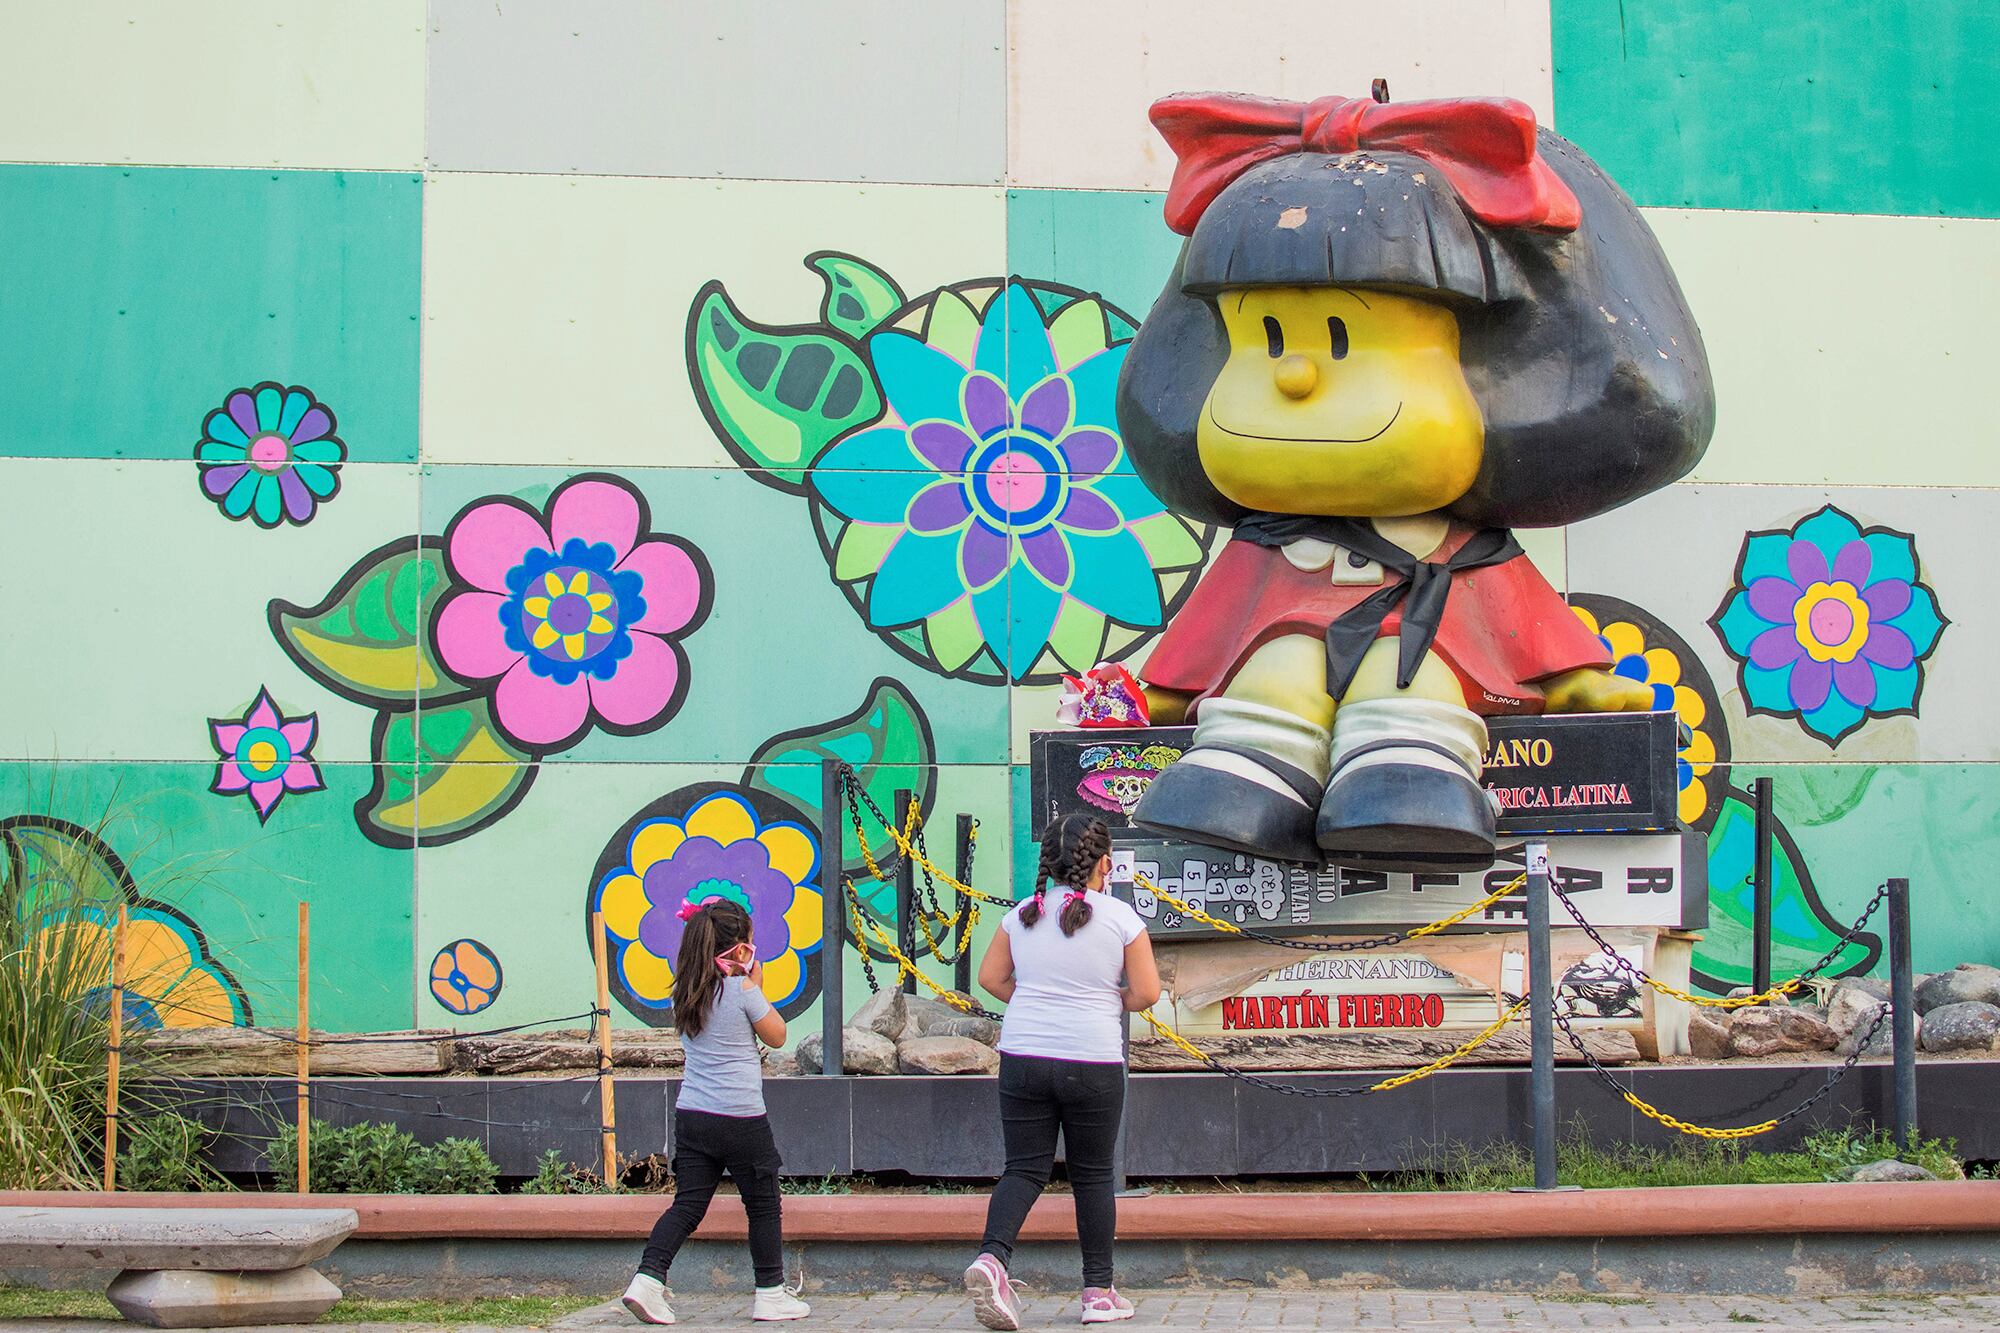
[[1197, 287, 1484, 517]]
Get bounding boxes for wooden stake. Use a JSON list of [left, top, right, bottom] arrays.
[[593, 911, 617, 1189], [102, 903, 127, 1192], [296, 902, 311, 1194]]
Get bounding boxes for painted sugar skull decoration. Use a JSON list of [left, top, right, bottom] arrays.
[[1117, 89, 1714, 872]]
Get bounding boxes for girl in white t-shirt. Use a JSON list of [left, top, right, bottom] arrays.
[[964, 815, 1161, 1329]]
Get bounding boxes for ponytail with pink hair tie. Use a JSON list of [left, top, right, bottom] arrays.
[[1062, 890, 1087, 907], [675, 900, 705, 922]]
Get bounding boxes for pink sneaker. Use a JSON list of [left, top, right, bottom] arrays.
[[965, 1254, 1023, 1331], [1080, 1287, 1133, 1324]]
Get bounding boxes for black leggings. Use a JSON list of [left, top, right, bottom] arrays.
[[640, 1109, 785, 1287], [978, 1053, 1126, 1287]]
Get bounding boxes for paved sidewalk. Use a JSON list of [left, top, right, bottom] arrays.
[[9, 1289, 2000, 1331]]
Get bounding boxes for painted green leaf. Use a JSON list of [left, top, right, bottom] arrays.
[[271, 540, 450, 706], [686, 281, 883, 493], [361, 696, 534, 848], [808, 252, 906, 341], [742, 677, 937, 914], [1693, 787, 1880, 992], [0, 816, 132, 919]]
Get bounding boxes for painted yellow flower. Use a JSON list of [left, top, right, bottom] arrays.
[[1572, 605, 1717, 827], [39, 906, 248, 1029], [593, 787, 825, 1022]]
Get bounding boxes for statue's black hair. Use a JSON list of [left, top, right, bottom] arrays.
[[1116, 132, 1715, 529]]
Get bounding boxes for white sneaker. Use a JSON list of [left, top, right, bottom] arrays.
[[1080, 1286, 1134, 1323], [753, 1285, 811, 1321], [622, 1274, 677, 1325], [965, 1254, 1023, 1331]]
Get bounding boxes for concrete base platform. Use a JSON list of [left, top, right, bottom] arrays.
[[106, 1267, 342, 1328], [0, 1206, 355, 1271]]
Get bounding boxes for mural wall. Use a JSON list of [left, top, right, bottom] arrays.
[[1, 0, 1993, 1034]]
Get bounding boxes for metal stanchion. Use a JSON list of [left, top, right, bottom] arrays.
[[819, 760, 845, 1077], [1752, 777, 1775, 997], [894, 789, 916, 996], [1512, 843, 1572, 1192], [1887, 877, 1917, 1149]]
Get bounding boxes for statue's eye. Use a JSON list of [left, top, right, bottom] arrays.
[[1263, 316, 1284, 359], [1328, 316, 1350, 360]]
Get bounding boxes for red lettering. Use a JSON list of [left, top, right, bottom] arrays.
[[1309, 994, 1330, 1029], [1339, 995, 1357, 1028], [1384, 995, 1403, 1026], [1222, 997, 1242, 1030], [1425, 994, 1444, 1026], [1261, 996, 1284, 1028], [1368, 995, 1385, 1026]]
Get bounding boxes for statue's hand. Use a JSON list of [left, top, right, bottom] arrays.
[[1142, 684, 1193, 726], [1540, 667, 1655, 714]]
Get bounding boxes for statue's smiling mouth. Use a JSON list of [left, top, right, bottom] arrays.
[[1207, 401, 1403, 443]]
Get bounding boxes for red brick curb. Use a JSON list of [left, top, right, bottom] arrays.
[[8, 1183, 2000, 1242]]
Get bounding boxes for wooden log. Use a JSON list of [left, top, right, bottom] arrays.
[[453, 1029, 684, 1075], [146, 1028, 453, 1077], [1128, 1027, 1640, 1073]]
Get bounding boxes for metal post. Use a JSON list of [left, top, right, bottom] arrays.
[[1888, 877, 1917, 1150], [819, 760, 845, 1077], [1752, 777, 1775, 996], [1525, 843, 1559, 1191], [894, 789, 916, 995], [953, 814, 975, 996]]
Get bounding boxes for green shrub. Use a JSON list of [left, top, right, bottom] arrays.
[[116, 1111, 231, 1193], [410, 1137, 499, 1195], [518, 1148, 611, 1195], [270, 1119, 498, 1194]]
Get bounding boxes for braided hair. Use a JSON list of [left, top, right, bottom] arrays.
[[1020, 813, 1113, 937]]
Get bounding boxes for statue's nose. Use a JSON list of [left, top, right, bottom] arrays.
[[1274, 354, 1318, 400]]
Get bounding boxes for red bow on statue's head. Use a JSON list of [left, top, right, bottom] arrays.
[[1150, 92, 1581, 237]]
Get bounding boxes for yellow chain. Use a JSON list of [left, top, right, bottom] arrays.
[[1644, 974, 1803, 1010], [1137, 997, 1528, 1093], [1132, 871, 1526, 942], [1369, 999, 1529, 1091], [852, 793, 1013, 905], [1621, 1089, 1778, 1140], [854, 811, 885, 883], [845, 880, 980, 1015]]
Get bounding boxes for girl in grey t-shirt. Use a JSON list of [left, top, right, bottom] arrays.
[[622, 900, 808, 1325]]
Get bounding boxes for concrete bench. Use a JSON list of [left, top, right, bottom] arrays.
[[0, 1206, 355, 1328]]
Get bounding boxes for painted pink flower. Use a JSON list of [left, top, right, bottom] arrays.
[[208, 688, 324, 822], [433, 474, 712, 753]]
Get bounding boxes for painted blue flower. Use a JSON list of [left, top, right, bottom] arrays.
[[1710, 505, 1947, 745], [809, 279, 1206, 683], [500, 538, 645, 687]]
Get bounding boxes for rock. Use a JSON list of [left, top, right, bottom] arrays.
[[108, 1268, 342, 1329], [1724, 986, 1764, 1006], [1839, 1159, 1937, 1183], [907, 994, 971, 1036], [929, 1015, 1001, 1046], [793, 1028, 899, 1075], [1688, 1011, 1735, 1060], [1837, 1015, 1901, 1058], [1825, 985, 1890, 1041], [849, 990, 910, 1040], [1728, 1005, 1837, 1058], [1836, 976, 1892, 1002], [1915, 964, 2000, 1015], [896, 1034, 1000, 1075], [1918, 1001, 2000, 1053]]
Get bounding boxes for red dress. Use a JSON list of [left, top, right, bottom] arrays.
[[1143, 527, 1609, 716]]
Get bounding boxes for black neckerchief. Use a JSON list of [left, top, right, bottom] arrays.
[[1231, 514, 1523, 699]]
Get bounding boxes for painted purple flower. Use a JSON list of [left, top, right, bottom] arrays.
[[208, 688, 324, 822], [593, 788, 824, 1019], [1712, 505, 1947, 745], [195, 383, 344, 527]]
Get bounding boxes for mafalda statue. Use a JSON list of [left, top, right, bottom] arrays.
[[1117, 90, 1714, 872]]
